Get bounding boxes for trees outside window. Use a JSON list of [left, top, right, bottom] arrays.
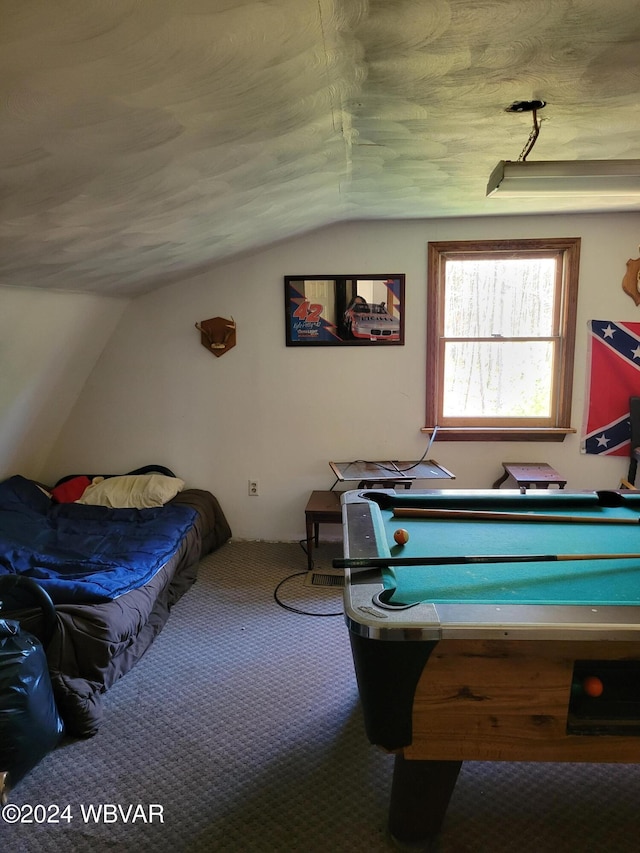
[[426, 238, 580, 441]]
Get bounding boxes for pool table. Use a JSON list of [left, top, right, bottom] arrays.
[[336, 488, 640, 847]]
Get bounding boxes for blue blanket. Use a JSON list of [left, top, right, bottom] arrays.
[[0, 476, 198, 604]]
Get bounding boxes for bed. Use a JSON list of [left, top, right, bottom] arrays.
[[0, 466, 231, 738]]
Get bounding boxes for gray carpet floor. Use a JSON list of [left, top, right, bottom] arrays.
[[3, 540, 640, 852]]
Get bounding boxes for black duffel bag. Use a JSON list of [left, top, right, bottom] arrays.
[[0, 575, 64, 802]]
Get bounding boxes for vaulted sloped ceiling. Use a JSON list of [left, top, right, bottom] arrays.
[[2, 0, 640, 297]]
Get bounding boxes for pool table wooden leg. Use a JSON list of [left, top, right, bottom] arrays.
[[388, 754, 462, 847]]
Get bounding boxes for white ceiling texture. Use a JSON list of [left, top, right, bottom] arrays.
[[2, 0, 640, 297]]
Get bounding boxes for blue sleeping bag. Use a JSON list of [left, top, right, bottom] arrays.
[[0, 476, 197, 603]]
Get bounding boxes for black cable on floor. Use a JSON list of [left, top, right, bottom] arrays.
[[273, 572, 343, 617]]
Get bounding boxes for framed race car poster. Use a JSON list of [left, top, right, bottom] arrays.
[[284, 274, 405, 346]]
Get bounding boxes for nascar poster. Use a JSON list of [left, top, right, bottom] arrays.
[[285, 275, 404, 346]]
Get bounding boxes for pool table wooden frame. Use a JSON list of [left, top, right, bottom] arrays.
[[340, 489, 640, 847]]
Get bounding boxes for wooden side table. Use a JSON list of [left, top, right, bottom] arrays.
[[305, 490, 342, 571], [493, 462, 567, 493]]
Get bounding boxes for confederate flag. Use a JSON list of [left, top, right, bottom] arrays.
[[581, 320, 640, 455]]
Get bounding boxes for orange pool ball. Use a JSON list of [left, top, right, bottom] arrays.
[[393, 528, 410, 546], [582, 676, 604, 698]]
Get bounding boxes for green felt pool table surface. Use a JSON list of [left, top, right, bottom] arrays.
[[340, 489, 640, 639]]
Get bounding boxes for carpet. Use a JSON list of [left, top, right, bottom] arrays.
[[3, 540, 640, 852]]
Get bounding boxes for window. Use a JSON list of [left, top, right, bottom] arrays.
[[426, 238, 580, 441]]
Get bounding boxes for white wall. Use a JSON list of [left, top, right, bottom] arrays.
[[0, 286, 127, 480], [44, 213, 640, 540]]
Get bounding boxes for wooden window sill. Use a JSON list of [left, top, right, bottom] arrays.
[[420, 427, 575, 442]]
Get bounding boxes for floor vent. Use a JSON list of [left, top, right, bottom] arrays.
[[306, 572, 345, 588]]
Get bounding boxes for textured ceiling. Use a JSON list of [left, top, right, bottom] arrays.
[[2, 0, 640, 297]]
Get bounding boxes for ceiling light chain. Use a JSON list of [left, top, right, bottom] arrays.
[[504, 99, 547, 162], [518, 107, 542, 162]]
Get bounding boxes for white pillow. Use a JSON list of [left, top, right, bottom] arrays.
[[76, 474, 185, 509]]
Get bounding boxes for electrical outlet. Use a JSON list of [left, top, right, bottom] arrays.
[[248, 479, 259, 496]]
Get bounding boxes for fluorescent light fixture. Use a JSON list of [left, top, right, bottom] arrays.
[[487, 159, 640, 198]]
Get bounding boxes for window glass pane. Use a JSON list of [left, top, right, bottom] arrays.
[[443, 341, 553, 417], [444, 259, 556, 337]]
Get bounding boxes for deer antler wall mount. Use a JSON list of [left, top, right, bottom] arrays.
[[622, 256, 640, 307], [195, 316, 236, 357]]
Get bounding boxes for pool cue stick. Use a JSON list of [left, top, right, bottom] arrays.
[[391, 507, 640, 524], [333, 552, 640, 570]]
